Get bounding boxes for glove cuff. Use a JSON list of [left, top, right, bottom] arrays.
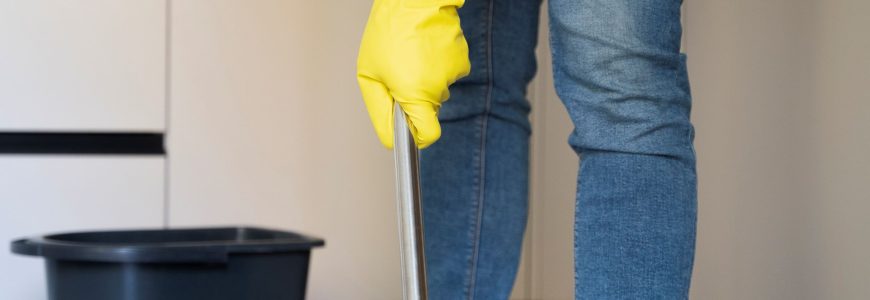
[[401, 0, 464, 8]]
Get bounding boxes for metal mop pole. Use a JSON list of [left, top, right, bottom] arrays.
[[393, 103, 429, 300]]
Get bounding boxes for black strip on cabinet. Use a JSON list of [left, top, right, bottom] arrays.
[[0, 132, 165, 155]]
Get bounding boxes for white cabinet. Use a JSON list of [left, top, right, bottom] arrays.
[[0, 156, 164, 300], [0, 0, 165, 131], [0, 1, 167, 299]]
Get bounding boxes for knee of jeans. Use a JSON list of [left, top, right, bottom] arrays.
[[567, 117, 696, 164], [439, 83, 532, 133], [554, 52, 693, 163]]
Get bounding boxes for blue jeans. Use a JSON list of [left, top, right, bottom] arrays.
[[420, 0, 697, 299]]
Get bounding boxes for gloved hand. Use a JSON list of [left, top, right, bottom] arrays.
[[357, 0, 470, 149]]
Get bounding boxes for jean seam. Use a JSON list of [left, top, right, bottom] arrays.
[[466, 0, 494, 299], [676, 52, 696, 165], [573, 182, 582, 297]]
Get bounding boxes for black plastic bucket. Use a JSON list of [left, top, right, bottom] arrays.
[[11, 227, 324, 300]]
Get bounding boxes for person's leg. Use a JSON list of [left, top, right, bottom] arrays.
[[420, 0, 542, 299], [547, 0, 697, 298]]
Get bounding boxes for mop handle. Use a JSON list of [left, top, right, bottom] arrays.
[[393, 102, 429, 300]]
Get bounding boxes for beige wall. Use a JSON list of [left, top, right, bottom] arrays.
[[168, 1, 403, 299]]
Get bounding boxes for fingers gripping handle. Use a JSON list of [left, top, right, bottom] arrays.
[[393, 103, 429, 300]]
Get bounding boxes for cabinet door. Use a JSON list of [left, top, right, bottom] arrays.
[[0, 0, 165, 131], [0, 156, 164, 300]]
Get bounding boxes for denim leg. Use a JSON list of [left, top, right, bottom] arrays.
[[547, 0, 698, 299], [420, 0, 542, 299]]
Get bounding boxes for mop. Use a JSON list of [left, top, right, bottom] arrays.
[[393, 103, 428, 300]]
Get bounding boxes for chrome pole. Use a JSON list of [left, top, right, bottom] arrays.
[[393, 103, 428, 300]]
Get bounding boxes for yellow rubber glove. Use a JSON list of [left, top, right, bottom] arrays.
[[357, 0, 471, 149]]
